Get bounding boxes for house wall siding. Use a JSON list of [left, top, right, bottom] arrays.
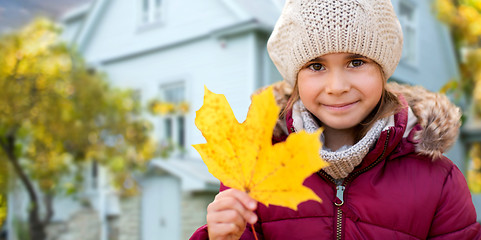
[[98, 33, 256, 157], [81, 0, 240, 63], [61, 18, 84, 43]]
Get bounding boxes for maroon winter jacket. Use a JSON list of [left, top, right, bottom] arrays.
[[190, 82, 481, 239]]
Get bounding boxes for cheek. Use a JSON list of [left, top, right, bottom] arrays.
[[371, 80, 384, 99], [297, 74, 320, 100], [357, 69, 384, 99], [297, 82, 317, 103], [363, 81, 382, 97]]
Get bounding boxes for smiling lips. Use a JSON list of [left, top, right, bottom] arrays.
[[322, 101, 359, 111]]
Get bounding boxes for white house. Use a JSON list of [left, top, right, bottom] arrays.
[[7, 0, 479, 240]]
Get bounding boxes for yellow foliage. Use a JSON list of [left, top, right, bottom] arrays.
[[177, 101, 190, 114], [149, 100, 191, 115], [436, 0, 457, 22], [159, 102, 175, 114], [0, 195, 6, 229], [150, 101, 175, 115], [0, 18, 158, 196], [435, 2, 481, 192], [459, 5, 479, 22], [468, 143, 481, 192], [474, 80, 481, 107], [459, 5, 481, 38], [193, 87, 328, 210], [436, 0, 481, 43]]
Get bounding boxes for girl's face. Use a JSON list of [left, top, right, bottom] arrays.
[[297, 53, 383, 131]]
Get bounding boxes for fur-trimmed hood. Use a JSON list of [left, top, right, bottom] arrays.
[[260, 81, 462, 159]]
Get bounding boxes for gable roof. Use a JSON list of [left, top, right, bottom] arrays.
[[60, 2, 91, 23], [60, 0, 110, 51], [149, 158, 219, 192], [231, 0, 282, 27]]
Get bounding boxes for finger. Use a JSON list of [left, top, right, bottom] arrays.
[[207, 209, 245, 240], [207, 222, 242, 240], [221, 189, 258, 224], [209, 193, 258, 224], [208, 209, 247, 232], [218, 189, 257, 211]]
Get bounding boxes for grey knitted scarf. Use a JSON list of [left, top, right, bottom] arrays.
[[292, 101, 388, 179]]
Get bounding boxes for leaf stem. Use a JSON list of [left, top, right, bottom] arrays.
[[251, 223, 259, 240]]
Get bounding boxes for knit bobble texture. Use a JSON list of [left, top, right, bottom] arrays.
[[267, 0, 404, 86]]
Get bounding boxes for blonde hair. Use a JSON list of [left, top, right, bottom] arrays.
[[281, 62, 402, 142]]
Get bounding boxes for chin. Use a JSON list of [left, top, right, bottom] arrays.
[[322, 121, 359, 130]]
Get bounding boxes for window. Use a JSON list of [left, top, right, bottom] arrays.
[[91, 160, 98, 189], [140, 0, 163, 25], [163, 84, 184, 104], [398, 1, 417, 65], [83, 161, 99, 193], [160, 83, 186, 152]]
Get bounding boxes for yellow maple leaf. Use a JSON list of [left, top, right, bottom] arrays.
[[193, 86, 328, 210]]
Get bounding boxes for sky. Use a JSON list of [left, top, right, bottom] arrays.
[[0, 0, 92, 33]]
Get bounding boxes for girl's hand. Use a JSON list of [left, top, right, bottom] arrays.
[[207, 189, 258, 240]]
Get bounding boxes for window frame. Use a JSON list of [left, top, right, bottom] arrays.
[[159, 82, 187, 155], [138, 0, 165, 27]]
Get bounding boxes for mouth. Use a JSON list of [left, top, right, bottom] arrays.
[[322, 101, 359, 110]]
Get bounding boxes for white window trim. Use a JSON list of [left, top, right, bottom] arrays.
[[159, 82, 187, 156], [161, 115, 184, 144]]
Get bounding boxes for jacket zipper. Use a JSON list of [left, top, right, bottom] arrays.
[[336, 207, 343, 240], [318, 129, 391, 240], [335, 185, 345, 240]]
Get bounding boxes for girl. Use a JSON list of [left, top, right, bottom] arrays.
[[191, 0, 481, 239]]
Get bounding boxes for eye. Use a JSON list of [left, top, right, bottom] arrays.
[[308, 63, 325, 71], [349, 60, 364, 68]]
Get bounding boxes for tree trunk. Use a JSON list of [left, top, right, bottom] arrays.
[[28, 215, 46, 240], [0, 133, 48, 240]]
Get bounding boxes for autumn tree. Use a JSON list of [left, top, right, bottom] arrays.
[[434, 0, 481, 192], [0, 18, 156, 240], [0, 159, 6, 230]]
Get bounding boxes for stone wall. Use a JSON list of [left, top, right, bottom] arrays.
[[42, 190, 214, 240], [46, 209, 100, 240], [181, 192, 216, 240], [115, 196, 141, 240], [45, 196, 141, 240]]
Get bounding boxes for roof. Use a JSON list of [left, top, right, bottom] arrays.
[[149, 158, 219, 192], [60, 2, 91, 22], [232, 0, 282, 27]]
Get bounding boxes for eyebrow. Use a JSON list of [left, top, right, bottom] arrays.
[[346, 54, 367, 60], [308, 54, 368, 62]]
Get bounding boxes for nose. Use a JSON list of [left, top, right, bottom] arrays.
[[325, 70, 350, 95]]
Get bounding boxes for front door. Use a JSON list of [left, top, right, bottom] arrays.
[[141, 176, 181, 240]]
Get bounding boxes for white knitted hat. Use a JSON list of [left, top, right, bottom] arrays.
[[267, 0, 404, 86]]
